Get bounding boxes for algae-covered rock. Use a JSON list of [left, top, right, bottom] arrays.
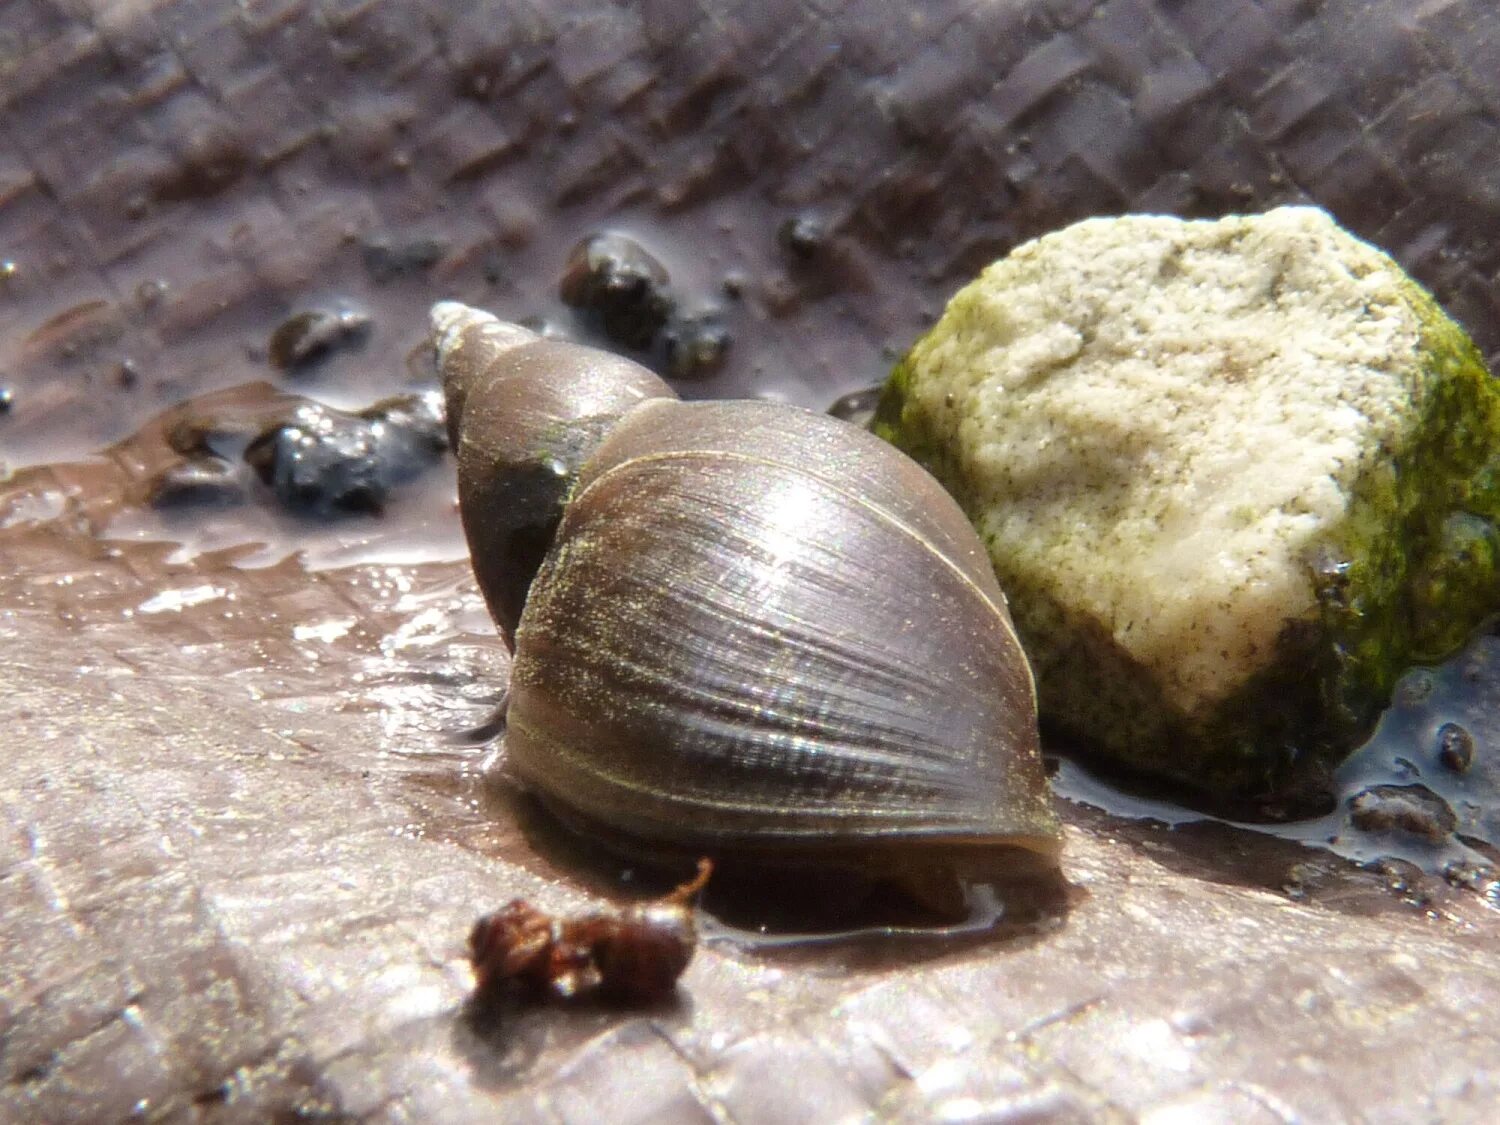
[[875, 206, 1500, 801]]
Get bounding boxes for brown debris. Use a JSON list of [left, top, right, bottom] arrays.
[[469, 859, 713, 1004]]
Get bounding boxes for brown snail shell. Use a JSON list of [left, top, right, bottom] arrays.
[[432, 302, 1061, 903]]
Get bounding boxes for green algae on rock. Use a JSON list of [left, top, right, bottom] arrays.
[[875, 206, 1500, 802]]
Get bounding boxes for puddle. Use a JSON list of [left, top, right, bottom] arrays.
[[1054, 629, 1500, 903]]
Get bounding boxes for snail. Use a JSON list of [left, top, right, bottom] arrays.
[[431, 301, 1061, 912]]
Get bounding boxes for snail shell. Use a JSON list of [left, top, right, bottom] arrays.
[[433, 302, 1061, 900]]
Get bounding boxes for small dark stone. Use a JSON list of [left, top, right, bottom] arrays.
[[362, 238, 448, 284], [149, 131, 249, 204], [268, 307, 372, 373], [0, 387, 13, 416], [559, 232, 674, 351], [245, 403, 388, 515], [244, 397, 448, 518], [721, 272, 746, 299], [148, 457, 247, 509], [826, 385, 882, 426], [661, 312, 730, 380], [116, 359, 140, 390], [777, 214, 826, 259], [1436, 722, 1475, 772], [1348, 784, 1458, 844]]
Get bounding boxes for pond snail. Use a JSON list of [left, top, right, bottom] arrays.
[[431, 301, 1061, 911]]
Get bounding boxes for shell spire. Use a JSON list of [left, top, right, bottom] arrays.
[[430, 302, 675, 646]]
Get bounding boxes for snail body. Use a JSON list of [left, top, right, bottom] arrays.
[[433, 303, 1060, 904]]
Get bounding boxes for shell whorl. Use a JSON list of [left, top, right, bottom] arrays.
[[505, 398, 1057, 858], [431, 302, 675, 645], [431, 302, 1060, 875]]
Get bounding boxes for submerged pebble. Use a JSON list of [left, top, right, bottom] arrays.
[[242, 394, 448, 517], [1334, 634, 1500, 860], [1347, 784, 1458, 844], [244, 403, 385, 513], [268, 307, 372, 373], [559, 232, 674, 351], [165, 416, 250, 458], [661, 311, 730, 380], [1437, 721, 1475, 772]]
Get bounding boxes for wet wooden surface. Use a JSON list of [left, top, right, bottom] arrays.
[[3, 1, 1500, 1120]]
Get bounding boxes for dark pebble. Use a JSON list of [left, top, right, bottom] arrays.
[[148, 457, 247, 509], [662, 313, 730, 380], [244, 397, 448, 517], [1348, 784, 1458, 844], [559, 232, 674, 351], [826, 385, 882, 426], [245, 403, 387, 514], [777, 214, 826, 259], [1436, 722, 1475, 772], [268, 307, 372, 373], [0, 387, 13, 415], [1310, 551, 1352, 608]]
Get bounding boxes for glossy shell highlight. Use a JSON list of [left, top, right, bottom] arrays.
[[504, 397, 1058, 860]]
